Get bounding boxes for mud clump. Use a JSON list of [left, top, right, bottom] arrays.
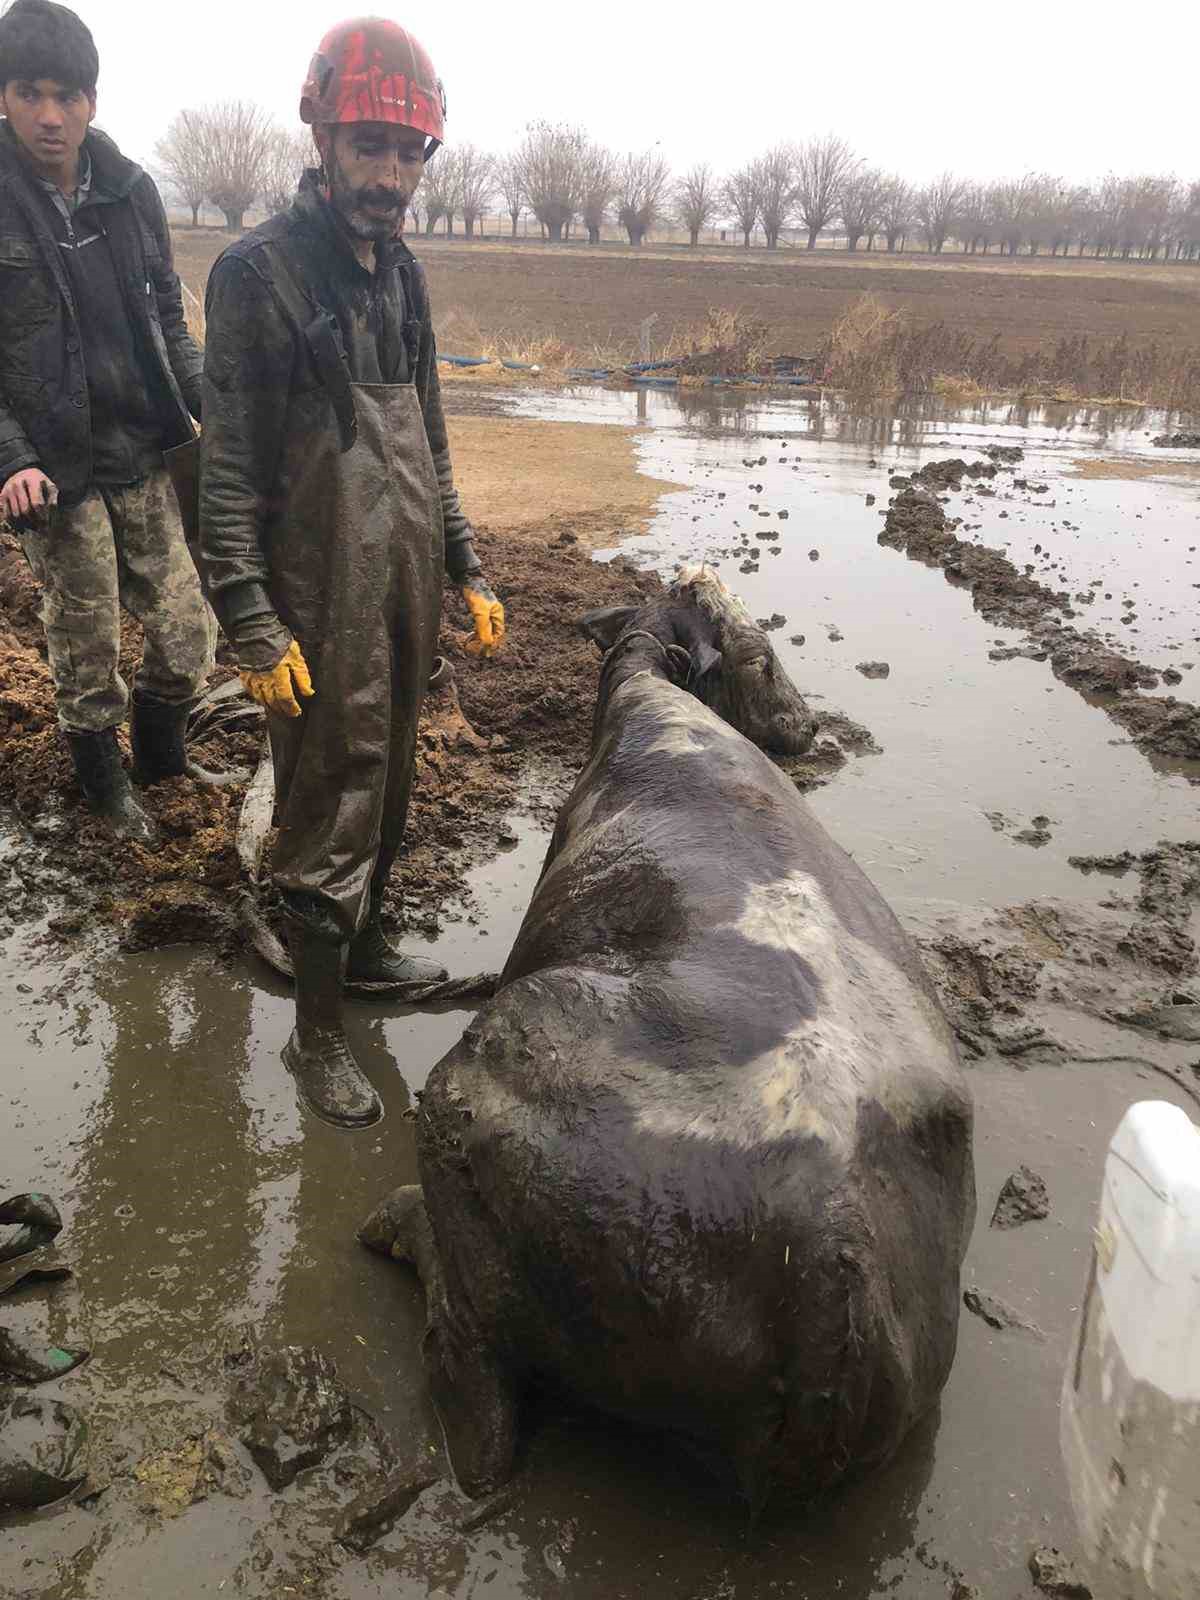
[[1107, 692, 1200, 760], [1028, 1547, 1093, 1598], [1152, 431, 1200, 449], [228, 1346, 353, 1491], [911, 457, 999, 492], [919, 842, 1200, 1060], [991, 1167, 1050, 1229], [963, 1287, 1043, 1337], [880, 464, 1200, 780]]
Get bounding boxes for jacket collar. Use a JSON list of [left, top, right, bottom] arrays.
[[0, 122, 140, 199]]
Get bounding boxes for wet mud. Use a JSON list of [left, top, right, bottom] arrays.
[[879, 461, 1200, 769], [0, 530, 666, 958], [4, 387, 1200, 1598]]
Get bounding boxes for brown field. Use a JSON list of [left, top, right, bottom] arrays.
[[172, 227, 1200, 368]]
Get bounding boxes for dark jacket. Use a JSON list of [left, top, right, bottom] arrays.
[[199, 178, 477, 659], [0, 125, 201, 501]]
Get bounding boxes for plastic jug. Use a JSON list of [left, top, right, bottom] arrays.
[[1061, 1100, 1200, 1598]]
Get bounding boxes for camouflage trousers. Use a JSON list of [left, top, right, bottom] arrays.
[[19, 470, 215, 733]]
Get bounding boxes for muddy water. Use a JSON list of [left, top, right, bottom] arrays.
[[508, 387, 1200, 918], [4, 390, 1200, 1598]]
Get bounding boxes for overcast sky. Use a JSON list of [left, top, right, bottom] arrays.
[[81, 0, 1196, 185]]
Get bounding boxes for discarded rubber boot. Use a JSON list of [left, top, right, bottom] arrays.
[[346, 908, 449, 987], [65, 728, 159, 847], [0, 1328, 89, 1385], [0, 1193, 62, 1264], [131, 693, 239, 787], [282, 920, 383, 1129], [0, 1394, 89, 1510]]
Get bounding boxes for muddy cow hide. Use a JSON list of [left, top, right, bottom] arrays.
[[362, 569, 975, 1510]]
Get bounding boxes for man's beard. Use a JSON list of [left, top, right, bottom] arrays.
[[326, 149, 405, 242]]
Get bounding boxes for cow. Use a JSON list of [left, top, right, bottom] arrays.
[[361, 567, 975, 1510]]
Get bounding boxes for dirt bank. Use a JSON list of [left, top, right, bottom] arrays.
[[918, 839, 1200, 1105], [443, 415, 685, 549], [879, 458, 1200, 770]]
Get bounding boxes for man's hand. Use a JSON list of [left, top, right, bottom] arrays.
[[240, 640, 315, 718], [0, 468, 57, 529], [462, 576, 506, 658]]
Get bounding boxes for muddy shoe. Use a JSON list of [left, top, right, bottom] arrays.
[[0, 1193, 62, 1264], [131, 694, 242, 787], [282, 1030, 383, 1129], [0, 1395, 89, 1510], [347, 919, 448, 987], [65, 728, 160, 847]]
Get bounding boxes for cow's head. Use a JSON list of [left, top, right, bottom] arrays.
[[580, 566, 816, 755]]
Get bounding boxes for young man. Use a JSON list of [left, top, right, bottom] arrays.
[[199, 18, 506, 1130], [0, 0, 213, 846]]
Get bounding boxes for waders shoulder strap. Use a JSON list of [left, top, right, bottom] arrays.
[[261, 247, 358, 454]]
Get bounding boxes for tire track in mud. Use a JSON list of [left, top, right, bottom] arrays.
[[877, 452, 1200, 775]]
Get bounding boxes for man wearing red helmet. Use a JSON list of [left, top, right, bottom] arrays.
[[198, 17, 505, 1129]]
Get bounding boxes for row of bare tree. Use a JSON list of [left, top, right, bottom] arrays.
[[153, 104, 1200, 263], [155, 103, 308, 230]]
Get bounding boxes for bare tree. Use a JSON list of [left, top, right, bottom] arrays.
[[877, 176, 913, 253], [193, 100, 275, 231], [722, 162, 759, 247], [421, 146, 463, 236], [915, 171, 965, 254], [494, 151, 525, 238], [617, 149, 671, 246], [154, 110, 209, 227], [579, 141, 618, 244], [513, 121, 585, 243], [838, 166, 885, 251], [673, 161, 718, 246], [260, 128, 311, 217], [754, 145, 799, 249], [794, 134, 857, 250], [456, 144, 495, 239]]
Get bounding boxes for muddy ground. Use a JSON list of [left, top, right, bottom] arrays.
[[173, 229, 1200, 365], [4, 389, 1200, 1599]]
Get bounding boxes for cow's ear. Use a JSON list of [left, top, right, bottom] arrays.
[[578, 605, 640, 653], [689, 640, 723, 687]]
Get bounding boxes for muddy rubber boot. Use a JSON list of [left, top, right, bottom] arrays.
[[282, 920, 383, 1129], [346, 899, 449, 987], [65, 729, 160, 847], [130, 693, 240, 787]]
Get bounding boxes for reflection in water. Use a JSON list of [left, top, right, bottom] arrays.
[[67, 952, 273, 1363], [543, 380, 1189, 454]]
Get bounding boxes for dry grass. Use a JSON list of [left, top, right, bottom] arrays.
[[822, 293, 1200, 411]]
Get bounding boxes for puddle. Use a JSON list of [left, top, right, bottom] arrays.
[[504, 385, 1200, 917], [4, 386, 1200, 1596]]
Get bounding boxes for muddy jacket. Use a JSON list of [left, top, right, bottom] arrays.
[[0, 125, 201, 504], [199, 176, 479, 667]]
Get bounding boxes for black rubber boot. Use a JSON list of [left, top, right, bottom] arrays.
[[346, 899, 449, 987], [282, 918, 383, 1129], [131, 693, 240, 787], [65, 729, 160, 847]]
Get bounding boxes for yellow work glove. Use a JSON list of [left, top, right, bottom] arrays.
[[462, 576, 506, 658], [240, 640, 314, 718]]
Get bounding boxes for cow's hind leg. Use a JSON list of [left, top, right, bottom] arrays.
[[424, 1317, 518, 1499], [360, 1185, 519, 1496], [358, 1184, 440, 1284]]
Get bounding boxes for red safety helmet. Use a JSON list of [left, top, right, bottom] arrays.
[[300, 17, 445, 154]]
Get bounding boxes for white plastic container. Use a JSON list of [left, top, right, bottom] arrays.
[[1061, 1100, 1200, 1598]]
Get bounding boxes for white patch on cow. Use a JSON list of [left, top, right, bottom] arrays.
[[630, 870, 958, 1152], [617, 671, 740, 758]]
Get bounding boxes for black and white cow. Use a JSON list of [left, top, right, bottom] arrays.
[[362, 568, 975, 1509]]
